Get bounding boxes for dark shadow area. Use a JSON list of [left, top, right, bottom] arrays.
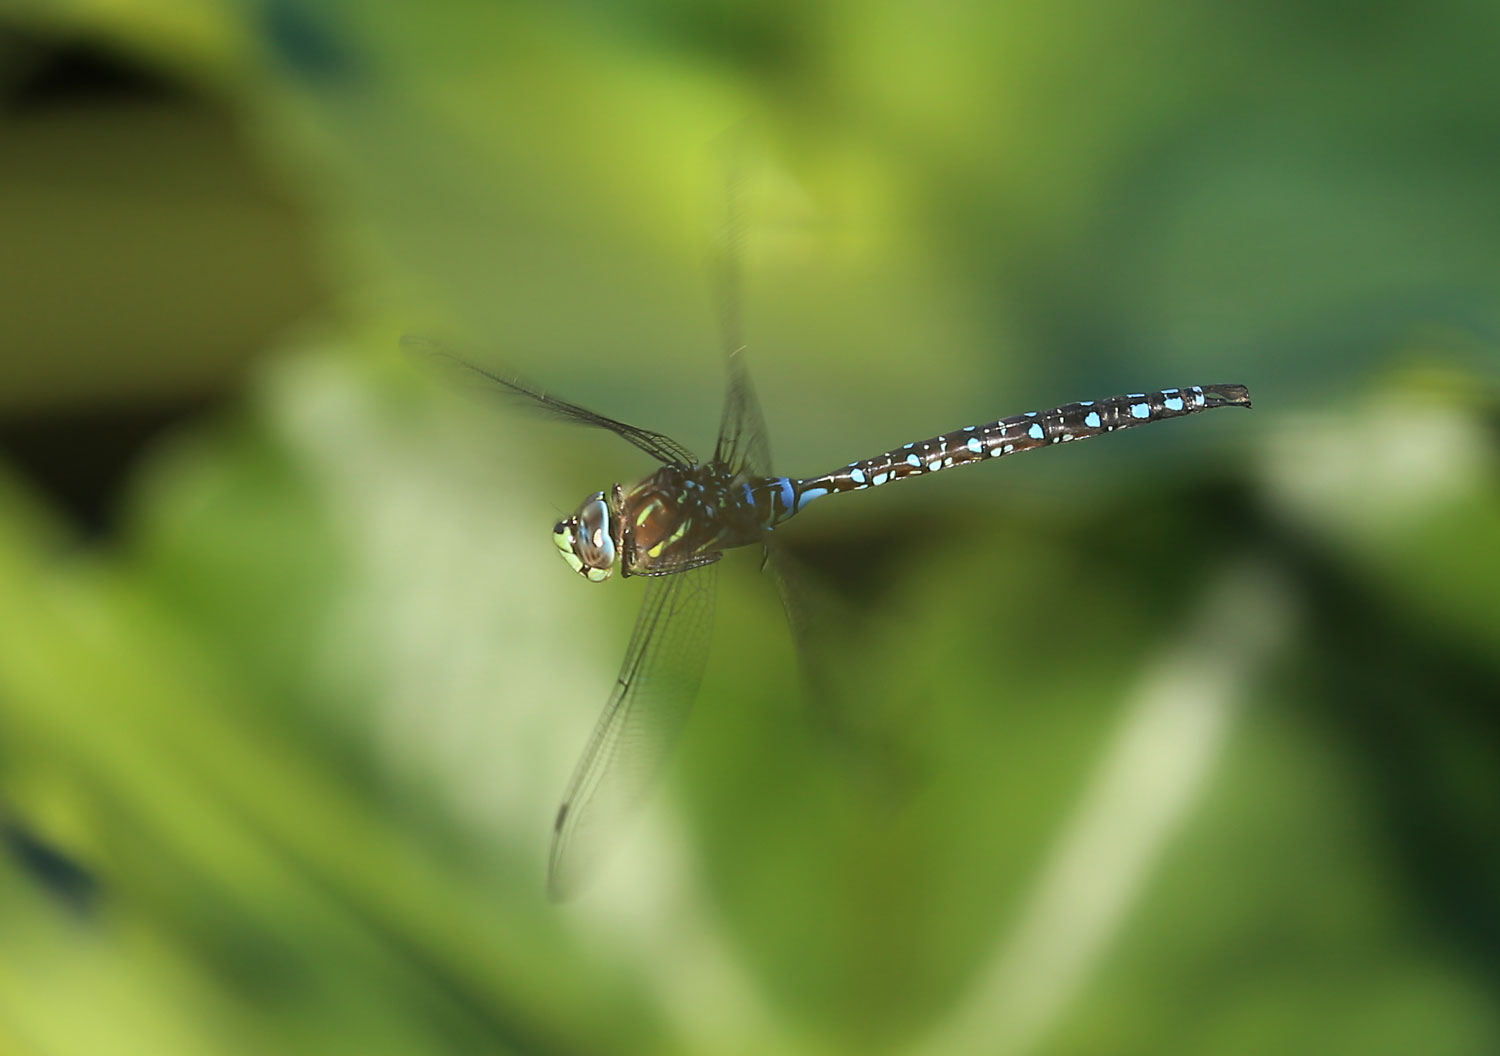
[[1, 813, 100, 916], [1285, 535, 1500, 989], [0, 23, 329, 536], [1, 28, 183, 112], [0, 403, 212, 537]]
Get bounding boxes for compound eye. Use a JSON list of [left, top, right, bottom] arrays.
[[552, 492, 615, 581], [575, 496, 617, 575]]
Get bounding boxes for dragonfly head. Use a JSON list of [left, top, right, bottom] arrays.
[[554, 491, 618, 582]]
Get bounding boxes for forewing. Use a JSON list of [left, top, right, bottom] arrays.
[[547, 564, 718, 900], [705, 142, 774, 478], [716, 346, 774, 478], [404, 335, 697, 466]]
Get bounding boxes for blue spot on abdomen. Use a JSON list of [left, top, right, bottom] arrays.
[[795, 486, 828, 511]]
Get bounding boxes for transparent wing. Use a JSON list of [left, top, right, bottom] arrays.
[[698, 147, 874, 758], [707, 138, 774, 477], [404, 335, 698, 466], [716, 343, 773, 477], [547, 563, 718, 900], [703, 139, 824, 727]]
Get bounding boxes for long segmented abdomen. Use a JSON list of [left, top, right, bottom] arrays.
[[750, 383, 1250, 524]]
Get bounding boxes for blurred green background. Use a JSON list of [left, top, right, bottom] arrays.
[[2, 1, 1499, 1053]]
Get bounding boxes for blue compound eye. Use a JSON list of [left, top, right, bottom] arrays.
[[555, 492, 615, 582]]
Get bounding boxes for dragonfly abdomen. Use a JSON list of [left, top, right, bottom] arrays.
[[772, 383, 1251, 521]]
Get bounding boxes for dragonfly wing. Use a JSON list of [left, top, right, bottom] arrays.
[[705, 141, 774, 478], [403, 335, 698, 466], [547, 563, 718, 900], [716, 344, 774, 478], [760, 539, 850, 720]]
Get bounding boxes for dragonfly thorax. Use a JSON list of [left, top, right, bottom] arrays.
[[554, 490, 621, 582]]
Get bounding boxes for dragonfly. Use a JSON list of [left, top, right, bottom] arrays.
[[407, 333, 1251, 898]]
